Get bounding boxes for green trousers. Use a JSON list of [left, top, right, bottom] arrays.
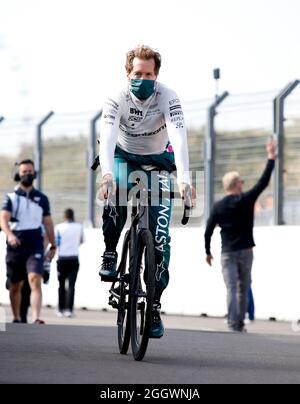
[[102, 146, 175, 298]]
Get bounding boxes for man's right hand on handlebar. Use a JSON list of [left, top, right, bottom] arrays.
[[99, 173, 116, 200]]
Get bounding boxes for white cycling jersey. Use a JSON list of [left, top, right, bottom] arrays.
[[99, 82, 190, 185]]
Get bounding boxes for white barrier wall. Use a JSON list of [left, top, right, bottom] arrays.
[[1, 226, 300, 321]]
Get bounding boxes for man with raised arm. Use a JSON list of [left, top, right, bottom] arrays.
[[204, 140, 276, 332]]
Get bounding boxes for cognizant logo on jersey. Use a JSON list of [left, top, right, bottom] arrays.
[[128, 116, 143, 122]]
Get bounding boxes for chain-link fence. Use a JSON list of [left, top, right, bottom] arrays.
[[184, 87, 300, 226], [1, 88, 299, 228], [214, 91, 275, 226], [0, 112, 100, 226], [179, 99, 207, 226], [41, 111, 94, 226]]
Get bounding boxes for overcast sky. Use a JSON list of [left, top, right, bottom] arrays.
[[0, 0, 300, 119]]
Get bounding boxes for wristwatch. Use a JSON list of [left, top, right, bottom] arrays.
[[49, 244, 57, 250]]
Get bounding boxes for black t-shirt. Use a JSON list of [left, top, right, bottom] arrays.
[[205, 160, 275, 255]]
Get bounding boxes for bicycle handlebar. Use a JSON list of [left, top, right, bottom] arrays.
[[180, 186, 192, 226], [97, 160, 192, 225], [106, 186, 192, 226], [91, 155, 100, 171]]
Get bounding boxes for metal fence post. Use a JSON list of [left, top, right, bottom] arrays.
[[273, 80, 299, 225], [204, 91, 229, 223], [88, 110, 102, 227], [35, 111, 54, 191]]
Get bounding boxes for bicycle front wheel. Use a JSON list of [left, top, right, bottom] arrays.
[[117, 231, 131, 354], [130, 229, 155, 361]]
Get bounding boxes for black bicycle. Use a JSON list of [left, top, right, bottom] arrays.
[[108, 180, 191, 361]]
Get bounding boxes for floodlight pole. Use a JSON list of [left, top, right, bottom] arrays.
[[273, 80, 299, 225]]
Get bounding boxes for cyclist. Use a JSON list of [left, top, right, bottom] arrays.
[[98, 45, 194, 338]]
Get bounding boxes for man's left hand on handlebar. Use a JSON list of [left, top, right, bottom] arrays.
[[179, 183, 196, 208], [99, 173, 116, 200]]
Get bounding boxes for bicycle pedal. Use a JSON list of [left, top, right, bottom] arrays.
[[121, 273, 130, 284], [135, 291, 147, 298], [110, 285, 121, 295], [101, 275, 118, 282], [108, 299, 118, 309], [137, 301, 145, 310]]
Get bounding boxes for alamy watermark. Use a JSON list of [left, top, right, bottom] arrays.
[[95, 165, 204, 218]]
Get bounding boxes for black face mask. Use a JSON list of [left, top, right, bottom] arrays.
[[20, 174, 35, 187]]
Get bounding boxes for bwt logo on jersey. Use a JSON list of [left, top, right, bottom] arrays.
[[130, 108, 143, 117]]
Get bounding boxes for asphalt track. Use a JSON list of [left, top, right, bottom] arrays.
[[1, 320, 300, 384]]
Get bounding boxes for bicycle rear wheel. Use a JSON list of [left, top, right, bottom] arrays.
[[117, 231, 131, 354], [130, 229, 155, 361]]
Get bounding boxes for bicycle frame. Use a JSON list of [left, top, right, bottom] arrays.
[[108, 181, 191, 360]]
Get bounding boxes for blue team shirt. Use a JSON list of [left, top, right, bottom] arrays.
[[1, 187, 51, 251]]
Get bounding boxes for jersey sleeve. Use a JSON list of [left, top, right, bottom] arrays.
[[204, 204, 218, 255], [162, 89, 191, 185], [243, 160, 275, 202], [41, 194, 51, 216], [99, 94, 123, 178], [1, 194, 12, 213]]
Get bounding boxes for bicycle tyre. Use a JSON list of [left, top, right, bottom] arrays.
[[130, 229, 155, 361], [117, 231, 131, 354]]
